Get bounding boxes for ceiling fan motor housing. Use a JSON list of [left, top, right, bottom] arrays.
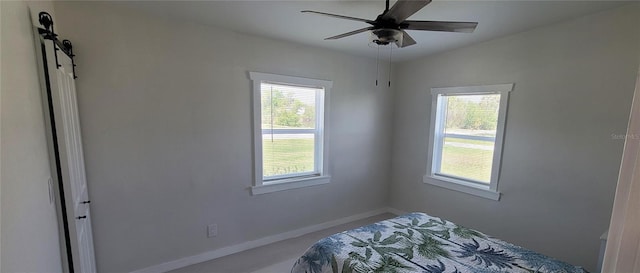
[[371, 28, 403, 45]]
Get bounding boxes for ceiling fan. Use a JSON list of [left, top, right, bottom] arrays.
[[302, 0, 478, 48]]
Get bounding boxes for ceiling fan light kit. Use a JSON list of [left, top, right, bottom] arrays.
[[371, 29, 402, 45], [302, 0, 478, 48]]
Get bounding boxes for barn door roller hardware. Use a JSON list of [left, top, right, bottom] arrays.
[[37, 12, 78, 79]]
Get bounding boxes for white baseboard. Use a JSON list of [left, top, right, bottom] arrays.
[[130, 207, 402, 273], [386, 207, 408, 216]]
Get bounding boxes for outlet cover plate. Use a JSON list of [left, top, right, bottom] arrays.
[[207, 224, 218, 238]]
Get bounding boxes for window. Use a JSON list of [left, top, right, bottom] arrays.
[[424, 84, 513, 200], [249, 72, 331, 195]]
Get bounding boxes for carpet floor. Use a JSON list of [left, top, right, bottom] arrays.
[[168, 213, 395, 273]]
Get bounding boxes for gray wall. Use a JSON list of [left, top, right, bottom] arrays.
[[0, 1, 63, 272], [389, 4, 640, 272], [53, 2, 393, 272]]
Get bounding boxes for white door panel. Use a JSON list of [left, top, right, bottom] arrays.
[[35, 22, 97, 272]]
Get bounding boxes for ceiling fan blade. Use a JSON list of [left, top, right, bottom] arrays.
[[325, 27, 374, 40], [395, 30, 417, 48], [301, 10, 374, 24], [382, 0, 432, 23], [403, 20, 478, 33]]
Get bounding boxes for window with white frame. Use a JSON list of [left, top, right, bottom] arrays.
[[424, 84, 513, 200], [249, 72, 331, 195]]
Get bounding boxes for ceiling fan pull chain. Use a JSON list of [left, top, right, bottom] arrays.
[[388, 45, 393, 87], [376, 44, 380, 86]]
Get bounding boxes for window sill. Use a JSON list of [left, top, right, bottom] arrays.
[[251, 175, 331, 195], [422, 174, 501, 201]]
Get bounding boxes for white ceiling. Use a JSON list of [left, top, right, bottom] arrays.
[[118, 1, 629, 62]]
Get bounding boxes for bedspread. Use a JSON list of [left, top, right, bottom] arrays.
[[291, 212, 586, 273]]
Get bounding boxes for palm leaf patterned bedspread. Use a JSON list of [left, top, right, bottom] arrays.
[[291, 213, 586, 273]]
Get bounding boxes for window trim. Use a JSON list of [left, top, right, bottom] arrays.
[[249, 72, 332, 195], [424, 83, 514, 201]]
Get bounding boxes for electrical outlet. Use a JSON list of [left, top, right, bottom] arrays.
[[207, 224, 218, 238]]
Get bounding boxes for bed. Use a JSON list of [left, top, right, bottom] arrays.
[[291, 212, 586, 273]]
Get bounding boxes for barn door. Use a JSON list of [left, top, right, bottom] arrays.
[[34, 12, 97, 273], [602, 66, 640, 273]]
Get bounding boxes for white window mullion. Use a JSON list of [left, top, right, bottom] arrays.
[[443, 133, 495, 142], [261, 129, 317, 135], [265, 171, 319, 182]]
